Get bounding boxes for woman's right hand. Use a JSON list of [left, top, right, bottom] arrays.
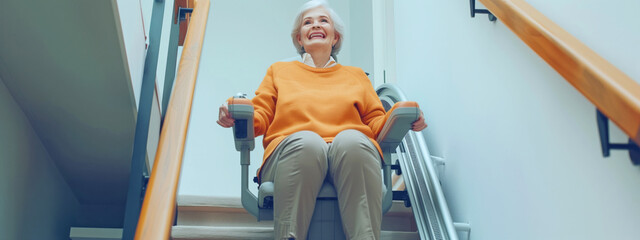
[[216, 103, 235, 128]]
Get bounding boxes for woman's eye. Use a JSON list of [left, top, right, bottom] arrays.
[[321, 19, 328, 23], [304, 20, 311, 25]]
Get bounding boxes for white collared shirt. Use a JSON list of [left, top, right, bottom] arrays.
[[300, 53, 337, 68]]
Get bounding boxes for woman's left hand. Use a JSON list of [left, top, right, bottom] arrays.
[[411, 110, 427, 131]]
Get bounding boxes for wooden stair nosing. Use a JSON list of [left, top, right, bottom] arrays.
[[178, 195, 412, 215], [177, 195, 417, 232], [171, 226, 419, 240]]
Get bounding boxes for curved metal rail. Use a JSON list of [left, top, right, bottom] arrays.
[[377, 84, 459, 240]]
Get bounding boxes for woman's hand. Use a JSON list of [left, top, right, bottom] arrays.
[[411, 110, 427, 131], [216, 103, 235, 128]]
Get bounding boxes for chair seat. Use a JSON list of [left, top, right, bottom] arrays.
[[317, 179, 338, 198], [258, 179, 387, 208]]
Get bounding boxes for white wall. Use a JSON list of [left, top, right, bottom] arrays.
[[0, 78, 80, 240], [394, 0, 640, 239], [140, 0, 183, 108], [526, 0, 639, 81], [116, 0, 147, 107], [349, 1, 374, 76], [178, 0, 354, 197]]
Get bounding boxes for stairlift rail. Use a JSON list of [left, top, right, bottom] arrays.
[[376, 83, 460, 240], [414, 130, 458, 238]]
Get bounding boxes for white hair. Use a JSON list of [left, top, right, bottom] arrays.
[[291, 0, 345, 60]]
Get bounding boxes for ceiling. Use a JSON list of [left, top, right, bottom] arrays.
[[0, 0, 137, 206]]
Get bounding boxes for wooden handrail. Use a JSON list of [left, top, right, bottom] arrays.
[[134, 0, 209, 239], [479, 0, 640, 145]]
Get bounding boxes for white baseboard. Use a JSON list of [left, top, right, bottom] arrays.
[[69, 227, 122, 240]]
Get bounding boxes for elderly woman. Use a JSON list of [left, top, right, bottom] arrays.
[[218, 1, 426, 239]]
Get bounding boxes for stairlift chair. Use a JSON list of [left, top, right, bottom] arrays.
[[228, 95, 420, 240]]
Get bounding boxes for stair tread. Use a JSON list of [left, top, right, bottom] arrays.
[[178, 195, 412, 214], [176, 195, 417, 232], [178, 195, 244, 212], [171, 225, 419, 240]]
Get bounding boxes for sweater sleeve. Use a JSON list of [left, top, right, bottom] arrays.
[[252, 65, 277, 137], [357, 72, 389, 139]]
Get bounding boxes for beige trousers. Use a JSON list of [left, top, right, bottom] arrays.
[[260, 130, 382, 240]]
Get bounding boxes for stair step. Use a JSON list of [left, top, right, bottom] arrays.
[[177, 195, 417, 232], [171, 226, 419, 240]]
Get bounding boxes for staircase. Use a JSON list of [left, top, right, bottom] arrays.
[[172, 195, 420, 240]]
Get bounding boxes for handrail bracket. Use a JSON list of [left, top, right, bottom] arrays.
[[178, 8, 193, 23], [596, 110, 640, 165], [470, 0, 497, 22]]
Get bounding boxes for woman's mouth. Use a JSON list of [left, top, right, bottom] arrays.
[[309, 32, 325, 39]]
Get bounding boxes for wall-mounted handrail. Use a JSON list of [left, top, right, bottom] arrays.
[[134, 0, 209, 239], [478, 0, 640, 146]]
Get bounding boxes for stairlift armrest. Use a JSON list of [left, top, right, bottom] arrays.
[[377, 101, 419, 214], [377, 101, 421, 151], [228, 96, 261, 218], [228, 97, 255, 152]]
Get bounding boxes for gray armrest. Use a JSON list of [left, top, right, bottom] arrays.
[[228, 97, 260, 218], [377, 101, 420, 151], [377, 101, 420, 213], [228, 97, 255, 151]]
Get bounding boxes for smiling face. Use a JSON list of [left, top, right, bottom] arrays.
[[296, 7, 339, 54]]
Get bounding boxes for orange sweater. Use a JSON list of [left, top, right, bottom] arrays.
[[252, 61, 391, 172]]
